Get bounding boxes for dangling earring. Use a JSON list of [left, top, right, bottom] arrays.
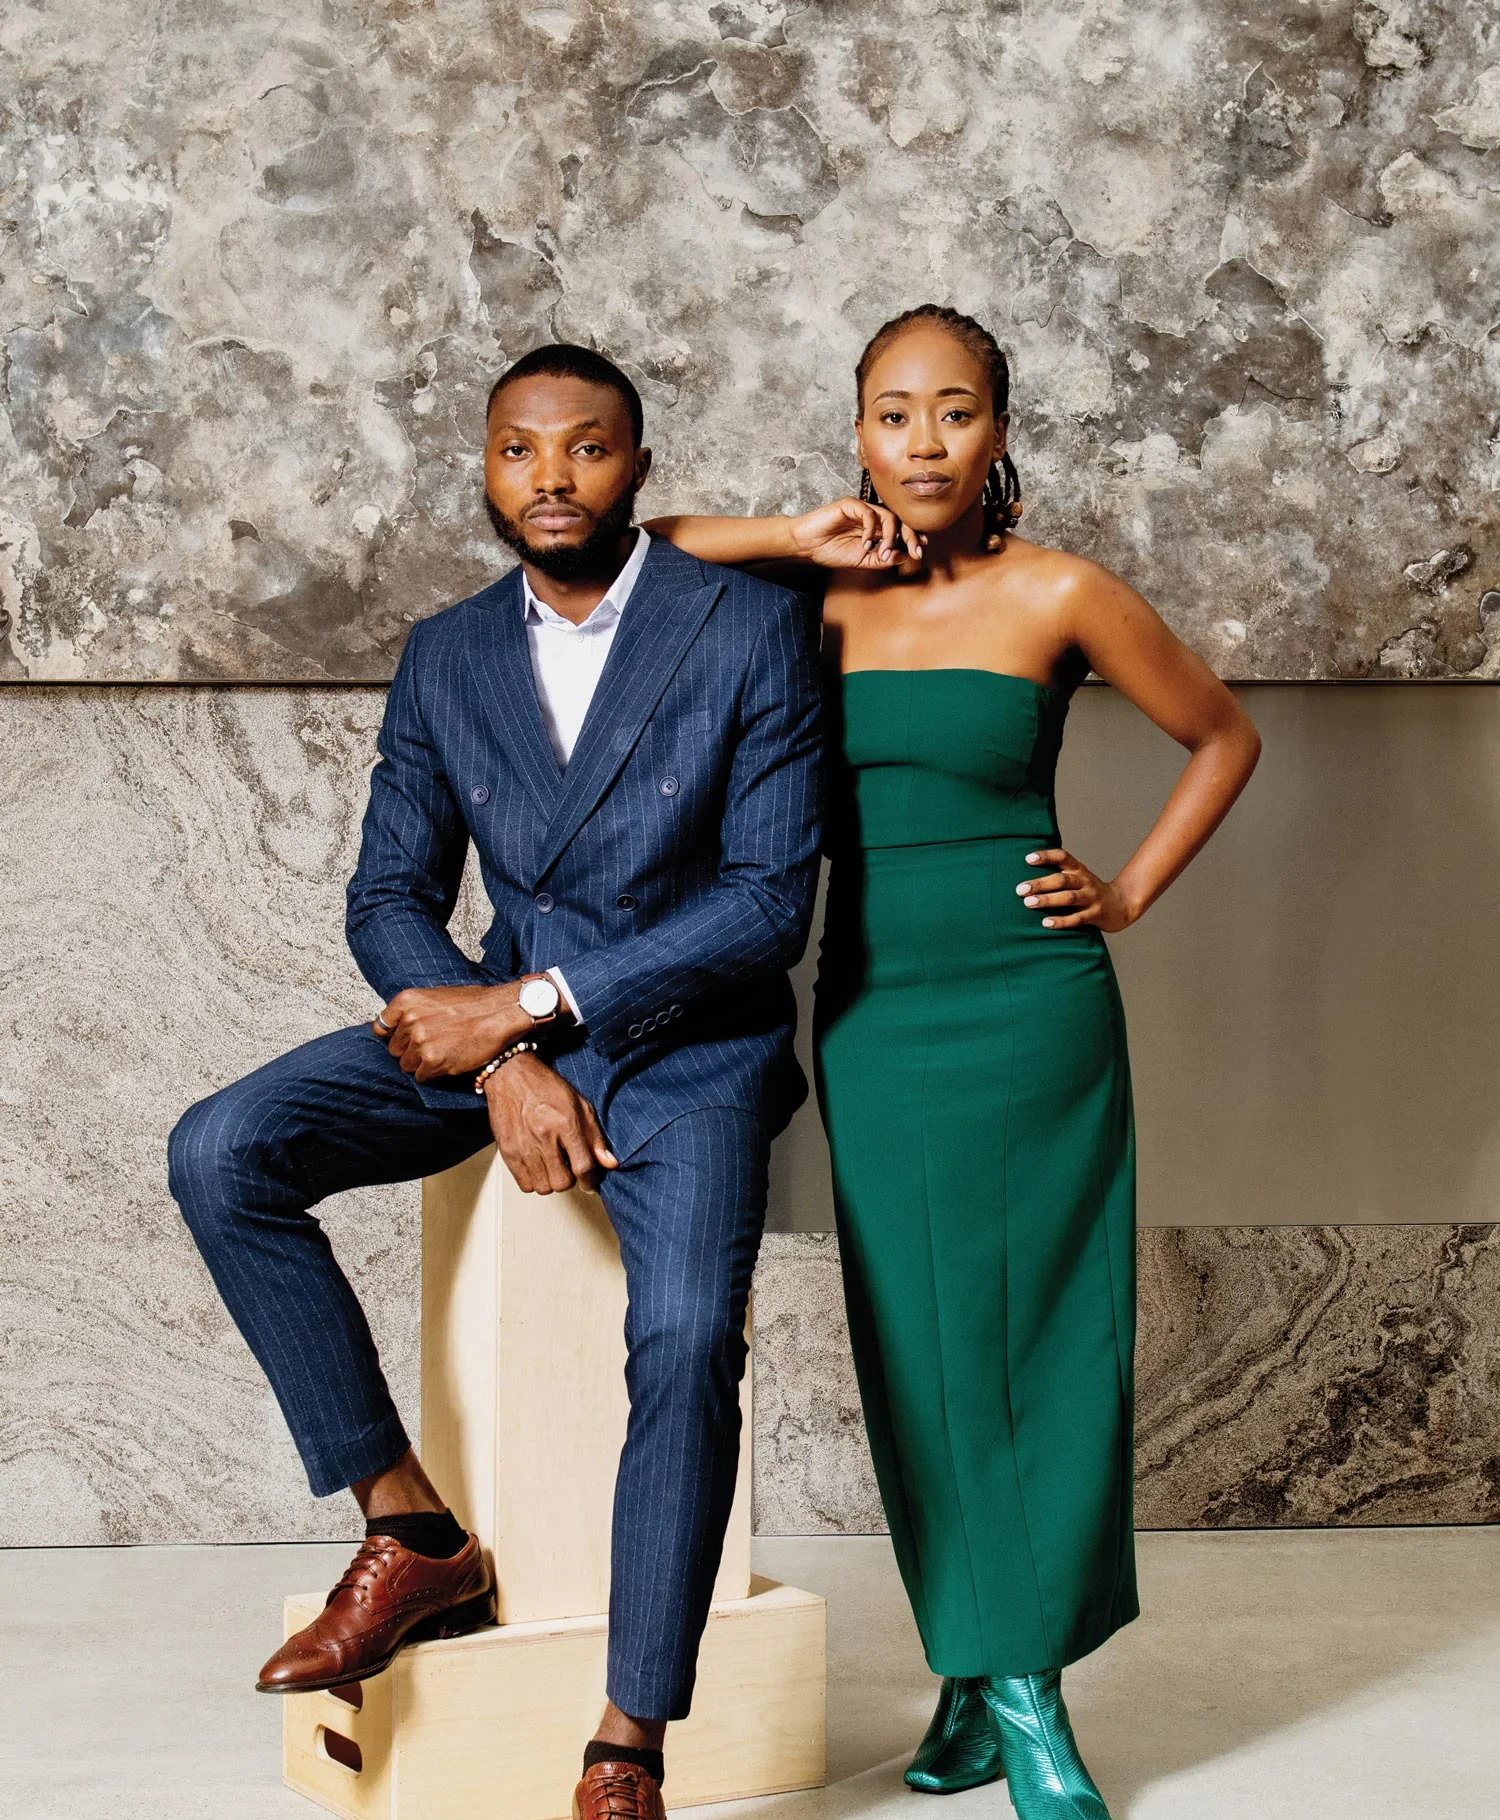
[[1002, 452, 1023, 525], [982, 464, 1005, 552], [859, 468, 882, 507], [984, 455, 1023, 550]]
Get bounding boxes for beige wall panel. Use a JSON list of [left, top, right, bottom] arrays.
[[772, 684, 1500, 1229]]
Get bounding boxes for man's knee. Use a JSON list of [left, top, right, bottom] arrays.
[[167, 1084, 276, 1236], [629, 1288, 749, 1402]]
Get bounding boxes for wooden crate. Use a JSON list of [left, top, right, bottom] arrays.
[[281, 1151, 822, 1818], [281, 1576, 826, 1820]]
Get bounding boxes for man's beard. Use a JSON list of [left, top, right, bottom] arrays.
[[486, 485, 638, 580]]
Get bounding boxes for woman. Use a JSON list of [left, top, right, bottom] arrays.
[[647, 306, 1260, 1819]]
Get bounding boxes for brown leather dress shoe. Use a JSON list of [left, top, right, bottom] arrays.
[[256, 1530, 494, 1693], [572, 1760, 667, 1820]]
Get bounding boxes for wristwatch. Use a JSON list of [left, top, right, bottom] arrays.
[[516, 974, 562, 1026]]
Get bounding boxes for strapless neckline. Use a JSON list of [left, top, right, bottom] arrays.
[[840, 666, 1061, 704]]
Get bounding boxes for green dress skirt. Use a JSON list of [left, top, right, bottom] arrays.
[[814, 668, 1138, 1677]]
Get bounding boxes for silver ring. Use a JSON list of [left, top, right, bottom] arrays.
[[373, 1014, 394, 1037]]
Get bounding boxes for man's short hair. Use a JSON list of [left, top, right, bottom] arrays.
[[486, 344, 644, 447]]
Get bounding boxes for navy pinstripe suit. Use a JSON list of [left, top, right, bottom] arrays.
[[169, 536, 823, 1719]]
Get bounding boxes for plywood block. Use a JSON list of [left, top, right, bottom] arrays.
[[421, 1147, 752, 1622], [281, 1576, 826, 1820]]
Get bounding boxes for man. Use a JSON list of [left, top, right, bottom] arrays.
[[168, 344, 823, 1820]]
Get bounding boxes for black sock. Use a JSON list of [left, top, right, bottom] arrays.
[[366, 1508, 467, 1559], [582, 1740, 665, 1787]]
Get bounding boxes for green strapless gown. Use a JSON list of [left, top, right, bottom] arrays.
[[814, 669, 1138, 1677]]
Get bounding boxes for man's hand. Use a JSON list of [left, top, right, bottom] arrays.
[[484, 1053, 618, 1194], [374, 982, 541, 1081]]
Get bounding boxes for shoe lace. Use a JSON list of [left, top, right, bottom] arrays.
[[590, 1769, 657, 1819], [326, 1536, 394, 1606]]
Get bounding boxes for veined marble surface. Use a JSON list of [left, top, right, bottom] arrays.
[[4, 684, 1497, 1544], [3, 1, 1498, 681], [752, 1227, 1500, 1535], [0, 685, 490, 1544], [1135, 1222, 1500, 1527]]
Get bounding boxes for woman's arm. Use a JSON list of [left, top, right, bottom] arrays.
[[1016, 558, 1262, 933], [642, 514, 806, 570], [645, 499, 924, 583]]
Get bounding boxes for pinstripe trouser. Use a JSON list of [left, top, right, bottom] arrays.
[[168, 1023, 768, 1720]]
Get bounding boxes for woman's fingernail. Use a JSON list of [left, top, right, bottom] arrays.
[[1015, 882, 1027, 894], [1026, 852, 1039, 862], [1024, 895, 1040, 907], [1042, 918, 1055, 927]]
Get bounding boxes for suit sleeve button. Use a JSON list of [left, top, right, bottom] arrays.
[[659, 776, 679, 797], [470, 784, 490, 804], [534, 892, 554, 913], [616, 893, 638, 910]]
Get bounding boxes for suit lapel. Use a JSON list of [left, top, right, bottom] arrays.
[[534, 539, 724, 880], [469, 570, 564, 812]]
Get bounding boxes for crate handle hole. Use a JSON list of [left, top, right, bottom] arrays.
[[327, 1682, 363, 1711], [317, 1726, 363, 1774]]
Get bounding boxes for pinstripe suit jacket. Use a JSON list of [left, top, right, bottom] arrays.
[[345, 535, 824, 1158]]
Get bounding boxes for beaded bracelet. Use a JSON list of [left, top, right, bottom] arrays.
[[473, 1038, 540, 1093]]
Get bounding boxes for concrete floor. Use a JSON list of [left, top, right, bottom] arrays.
[[2, 1528, 1496, 1819]]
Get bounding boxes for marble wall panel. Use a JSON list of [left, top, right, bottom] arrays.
[[5, 686, 1498, 1543], [1135, 1222, 1500, 1527], [751, 1227, 1500, 1534], [0, 684, 495, 1544], [3, 2, 1498, 682]]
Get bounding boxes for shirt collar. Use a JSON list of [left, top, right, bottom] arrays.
[[521, 527, 652, 629]]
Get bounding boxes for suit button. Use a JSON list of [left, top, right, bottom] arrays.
[[659, 776, 679, 797], [534, 892, 554, 913], [616, 893, 638, 910], [470, 784, 490, 805]]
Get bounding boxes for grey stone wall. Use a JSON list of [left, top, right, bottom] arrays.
[[4, 1, 1498, 682]]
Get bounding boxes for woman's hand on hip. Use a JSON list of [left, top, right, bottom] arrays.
[[1016, 848, 1138, 933], [789, 497, 925, 569]]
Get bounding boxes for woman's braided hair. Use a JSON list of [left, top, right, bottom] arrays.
[[855, 304, 1022, 550]]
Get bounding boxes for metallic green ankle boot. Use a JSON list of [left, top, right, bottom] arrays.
[[980, 1671, 1111, 1819], [904, 1676, 1007, 1793]]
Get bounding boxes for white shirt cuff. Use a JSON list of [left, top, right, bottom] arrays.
[[546, 965, 584, 1029]]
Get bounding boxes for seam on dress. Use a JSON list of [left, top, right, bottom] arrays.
[[867, 679, 938, 1653], [917, 856, 987, 1665], [857, 1201, 938, 1650], [908, 671, 987, 1661], [1097, 960, 1138, 1626], [1085, 955, 1134, 1638], [991, 696, 1054, 1666], [1095, 961, 1135, 1410]]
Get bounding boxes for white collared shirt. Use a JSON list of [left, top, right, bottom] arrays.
[[522, 527, 651, 765], [523, 527, 652, 1028]]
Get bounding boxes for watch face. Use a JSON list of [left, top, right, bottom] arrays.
[[519, 978, 560, 1018]]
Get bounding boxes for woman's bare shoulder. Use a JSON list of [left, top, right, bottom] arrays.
[[998, 536, 1132, 600]]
